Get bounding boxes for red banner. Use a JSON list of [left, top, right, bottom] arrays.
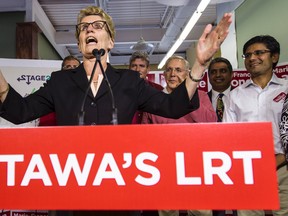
[[0, 123, 279, 210]]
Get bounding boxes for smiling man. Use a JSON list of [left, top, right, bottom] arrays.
[[223, 35, 288, 216], [207, 57, 234, 122]]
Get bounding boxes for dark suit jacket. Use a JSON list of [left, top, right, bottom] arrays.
[[207, 86, 235, 101], [0, 63, 199, 125], [207, 90, 213, 102]]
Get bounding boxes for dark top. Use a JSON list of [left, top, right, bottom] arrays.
[[132, 79, 164, 124], [0, 63, 199, 126]]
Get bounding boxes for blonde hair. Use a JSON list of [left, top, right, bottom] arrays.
[[75, 6, 115, 42]]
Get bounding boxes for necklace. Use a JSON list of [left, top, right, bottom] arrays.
[[92, 79, 98, 89], [92, 74, 99, 84]]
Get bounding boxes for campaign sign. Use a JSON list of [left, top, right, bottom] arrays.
[[0, 123, 279, 210]]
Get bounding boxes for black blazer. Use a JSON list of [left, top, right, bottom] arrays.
[[0, 63, 199, 126]]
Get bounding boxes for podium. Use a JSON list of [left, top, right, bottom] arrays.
[[0, 123, 279, 210]]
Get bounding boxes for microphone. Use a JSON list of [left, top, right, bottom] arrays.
[[92, 48, 105, 59], [92, 49, 118, 125]]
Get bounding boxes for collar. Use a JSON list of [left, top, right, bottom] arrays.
[[243, 73, 285, 88], [211, 86, 231, 99], [163, 87, 169, 94]]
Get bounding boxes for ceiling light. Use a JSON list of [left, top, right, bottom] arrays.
[[158, 0, 211, 69], [155, 0, 189, 6], [130, 0, 154, 52], [130, 37, 154, 51]]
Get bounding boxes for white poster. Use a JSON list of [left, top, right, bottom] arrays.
[[0, 58, 61, 127]]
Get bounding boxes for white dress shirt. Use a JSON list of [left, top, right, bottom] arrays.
[[223, 73, 288, 154]]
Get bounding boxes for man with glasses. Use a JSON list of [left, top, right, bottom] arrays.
[[142, 55, 216, 125], [223, 35, 288, 216], [142, 56, 216, 216]]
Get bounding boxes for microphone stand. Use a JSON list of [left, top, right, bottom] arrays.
[[95, 50, 118, 125]]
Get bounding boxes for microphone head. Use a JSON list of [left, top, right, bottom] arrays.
[[99, 49, 106, 56], [92, 49, 106, 57], [92, 49, 98, 57]]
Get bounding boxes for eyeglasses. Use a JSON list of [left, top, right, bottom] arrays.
[[76, 20, 112, 38], [164, 67, 188, 73], [242, 50, 271, 59]]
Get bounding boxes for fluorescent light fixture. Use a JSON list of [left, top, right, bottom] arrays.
[[197, 0, 211, 12], [158, 0, 211, 69]]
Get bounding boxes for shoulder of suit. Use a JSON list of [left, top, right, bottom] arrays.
[[108, 64, 138, 76], [147, 80, 163, 90], [207, 90, 212, 97]]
